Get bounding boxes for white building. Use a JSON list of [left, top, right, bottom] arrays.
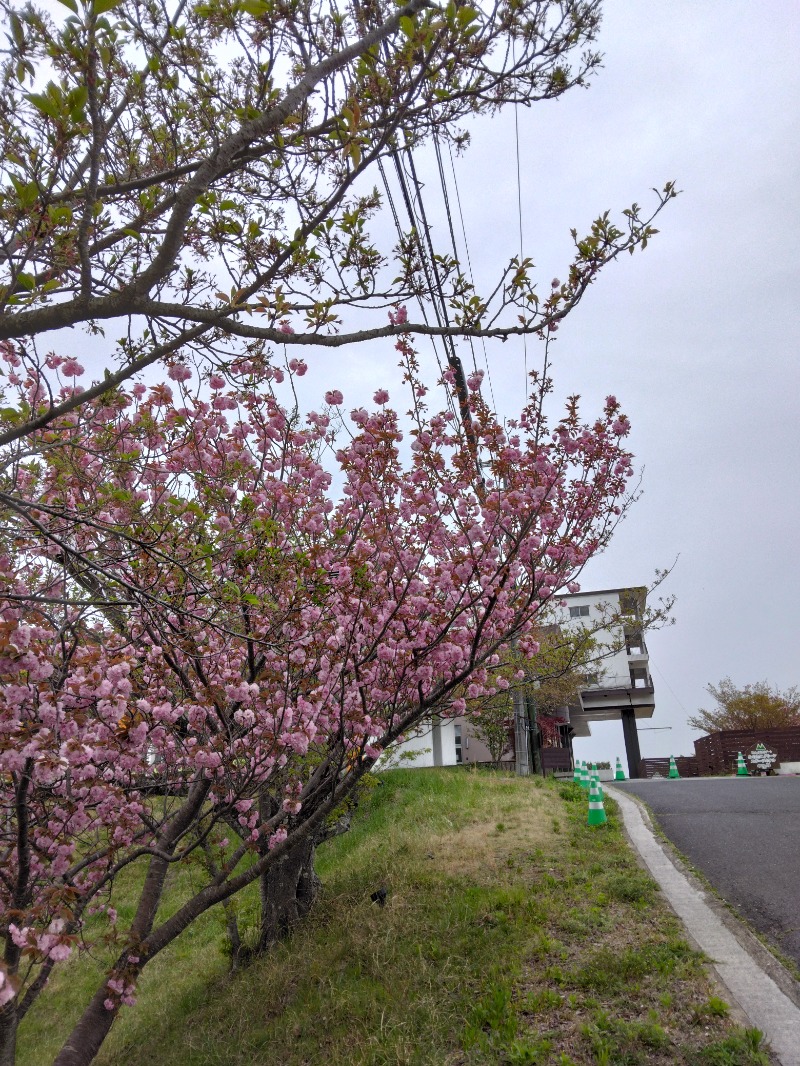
[[377, 717, 460, 769], [383, 586, 655, 778], [559, 585, 654, 777]]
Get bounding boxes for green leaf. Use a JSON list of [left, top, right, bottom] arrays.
[[9, 12, 25, 49], [55, 0, 79, 13], [240, 0, 271, 16], [93, 0, 122, 12], [27, 92, 60, 120], [68, 85, 88, 122], [399, 15, 415, 38], [10, 175, 38, 209]]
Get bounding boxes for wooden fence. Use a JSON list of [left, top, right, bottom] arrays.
[[638, 756, 700, 778], [541, 747, 572, 774], [693, 727, 800, 775]]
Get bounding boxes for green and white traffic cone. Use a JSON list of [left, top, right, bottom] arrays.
[[591, 767, 604, 802], [668, 755, 680, 779], [614, 757, 626, 781], [580, 761, 590, 790], [587, 776, 607, 827], [736, 751, 749, 777], [573, 761, 582, 785]]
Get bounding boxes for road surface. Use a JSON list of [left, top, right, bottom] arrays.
[[614, 777, 800, 970]]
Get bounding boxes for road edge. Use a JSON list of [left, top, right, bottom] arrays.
[[606, 784, 800, 1066]]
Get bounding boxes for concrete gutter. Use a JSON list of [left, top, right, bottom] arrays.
[[607, 784, 800, 1066]]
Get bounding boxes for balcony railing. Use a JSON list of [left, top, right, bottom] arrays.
[[582, 673, 653, 692], [625, 643, 648, 657]]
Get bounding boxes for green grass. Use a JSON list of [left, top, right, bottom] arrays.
[[18, 771, 772, 1065]]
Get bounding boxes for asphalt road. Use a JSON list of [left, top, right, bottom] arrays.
[[613, 777, 800, 970]]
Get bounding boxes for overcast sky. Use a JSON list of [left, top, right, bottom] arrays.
[[464, 0, 800, 765], [352, 0, 799, 766]]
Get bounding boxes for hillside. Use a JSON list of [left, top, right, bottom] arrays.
[[20, 771, 768, 1065]]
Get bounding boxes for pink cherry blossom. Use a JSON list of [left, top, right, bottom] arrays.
[[167, 363, 192, 382]]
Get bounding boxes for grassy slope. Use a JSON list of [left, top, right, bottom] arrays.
[[20, 771, 770, 1065]]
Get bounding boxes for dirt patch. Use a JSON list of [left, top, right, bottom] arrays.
[[424, 801, 558, 880]]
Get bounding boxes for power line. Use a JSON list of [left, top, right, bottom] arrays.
[[439, 135, 498, 413], [379, 137, 481, 473], [512, 38, 528, 392]]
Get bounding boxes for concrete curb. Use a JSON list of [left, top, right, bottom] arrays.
[[606, 784, 800, 1066]]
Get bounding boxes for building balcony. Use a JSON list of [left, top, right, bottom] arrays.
[[575, 673, 656, 725], [582, 672, 654, 693], [626, 648, 649, 665]]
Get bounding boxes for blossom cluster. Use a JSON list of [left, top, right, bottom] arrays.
[[0, 342, 633, 1018]]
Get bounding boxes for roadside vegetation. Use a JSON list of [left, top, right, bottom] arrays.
[[19, 771, 770, 1065]]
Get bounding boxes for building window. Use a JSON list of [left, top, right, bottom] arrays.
[[454, 724, 463, 764], [569, 605, 590, 618], [584, 673, 599, 686]]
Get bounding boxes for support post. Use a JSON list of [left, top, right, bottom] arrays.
[[431, 720, 443, 767], [621, 707, 642, 779], [525, 695, 542, 776], [514, 688, 531, 775]]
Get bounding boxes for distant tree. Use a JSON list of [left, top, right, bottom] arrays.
[[688, 678, 800, 734], [469, 699, 513, 767]]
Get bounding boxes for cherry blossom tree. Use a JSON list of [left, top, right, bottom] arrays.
[[0, 327, 635, 1063], [0, 1, 678, 1061], [0, 0, 674, 450]]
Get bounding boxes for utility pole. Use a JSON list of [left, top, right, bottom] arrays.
[[513, 687, 531, 775]]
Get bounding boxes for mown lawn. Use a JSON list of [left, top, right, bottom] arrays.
[[20, 770, 770, 1065]]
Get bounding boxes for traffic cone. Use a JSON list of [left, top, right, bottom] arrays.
[[614, 757, 626, 781], [580, 761, 590, 789], [587, 776, 607, 827], [668, 755, 680, 779], [573, 761, 581, 784], [736, 751, 749, 777], [591, 767, 604, 802]]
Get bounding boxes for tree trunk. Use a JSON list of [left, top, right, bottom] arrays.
[[257, 834, 320, 951], [223, 897, 243, 971], [52, 982, 119, 1066], [0, 1005, 18, 1066]]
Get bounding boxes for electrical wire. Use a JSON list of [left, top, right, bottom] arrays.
[[443, 138, 497, 412], [511, 38, 528, 391]]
